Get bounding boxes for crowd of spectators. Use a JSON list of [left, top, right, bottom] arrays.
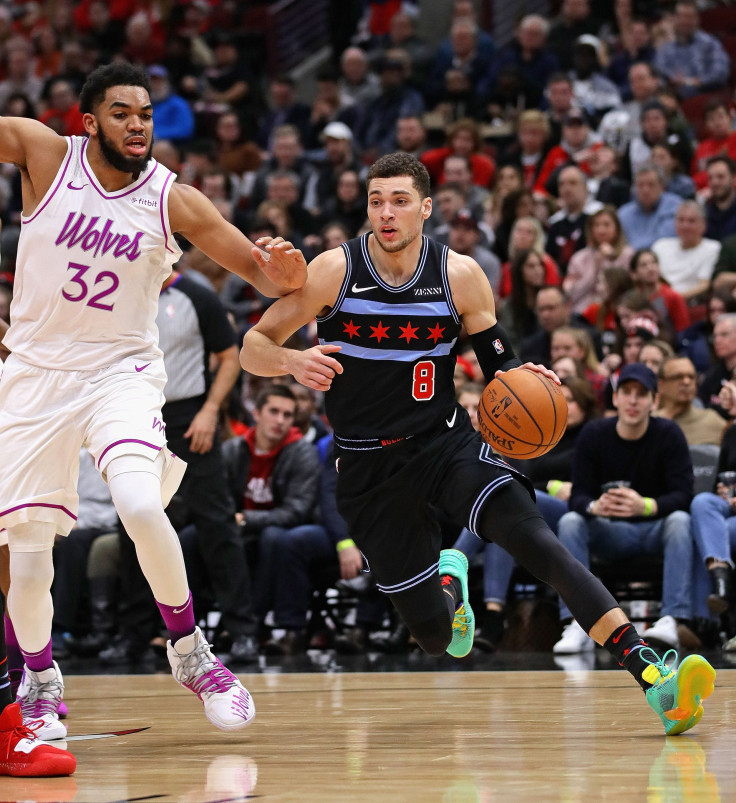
[[7, 0, 736, 661]]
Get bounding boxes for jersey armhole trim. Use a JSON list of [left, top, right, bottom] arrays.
[[441, 245, 460, 324], [160, 171, 180, 256], [21, 136, 74, 225], [316, 243, 351, 323]]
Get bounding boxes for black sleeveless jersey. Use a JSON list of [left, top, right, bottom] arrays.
[[317, 233, 461, 440]]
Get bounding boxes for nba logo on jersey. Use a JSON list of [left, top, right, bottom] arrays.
[[492, 338, 504, 354]]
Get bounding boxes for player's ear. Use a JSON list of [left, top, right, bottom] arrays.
[[83, 113, 98, 136], [422, 197, 432, 219]]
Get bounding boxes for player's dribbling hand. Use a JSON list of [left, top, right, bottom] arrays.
[[251, 236, 308, 291], [289, 344, 343, 391], [496, 362, 561, 385]]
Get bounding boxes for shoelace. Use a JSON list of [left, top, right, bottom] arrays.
[[18, 677, 63, 719], [4, 720, 40, 760], [173, 639, 237, 696], [641, 647, 678, 683], [453, 605, 470, 638]]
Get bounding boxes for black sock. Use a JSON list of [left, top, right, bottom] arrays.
[[604, 623, 655, 691], [440, 575, 463, 610]]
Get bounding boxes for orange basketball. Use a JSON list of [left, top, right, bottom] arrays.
[[477, 368, 568, 459]]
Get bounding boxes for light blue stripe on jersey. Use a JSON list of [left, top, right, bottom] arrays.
[[319, 338, 457, 361], [339, 298, 453, 318]]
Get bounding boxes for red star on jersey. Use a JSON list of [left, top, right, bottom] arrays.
[[343, 320, 361, 339], [427, 322, 445, 343], [398, 321, 419, 342], [369, 321, 390, 342]]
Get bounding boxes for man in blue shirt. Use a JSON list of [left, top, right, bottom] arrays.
[[149, 65, 194, 143], [619, 163, 682, 249]]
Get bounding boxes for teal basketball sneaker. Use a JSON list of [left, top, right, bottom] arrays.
[[438, 549, 475, 658]]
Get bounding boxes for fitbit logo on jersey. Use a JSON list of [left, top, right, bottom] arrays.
[[492, 338, 504, 354], [55, 212, 143, 261]]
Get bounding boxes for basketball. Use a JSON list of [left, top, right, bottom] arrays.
[[477, 368, 568, 459]]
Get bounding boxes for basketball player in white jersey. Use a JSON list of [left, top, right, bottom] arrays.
[[0, 63, 307, 742]]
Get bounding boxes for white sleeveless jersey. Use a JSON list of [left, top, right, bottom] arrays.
[[4, 135, 182, 371]]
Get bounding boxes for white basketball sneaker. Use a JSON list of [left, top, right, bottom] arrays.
[[167, 627, 255, 731], [16, 661, 67, 741], [553, 620, 595, 654]]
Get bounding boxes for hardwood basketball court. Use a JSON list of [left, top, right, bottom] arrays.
[[0, 666, 732, 801]]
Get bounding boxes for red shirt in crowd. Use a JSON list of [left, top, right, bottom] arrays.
[[421, 148, 496, 187], [241, 425, 302, 511]]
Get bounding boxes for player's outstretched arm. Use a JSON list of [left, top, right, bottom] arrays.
[[169, 183, 307, 297], [0, 117, 63, 168], [241, 248, 346, 391]]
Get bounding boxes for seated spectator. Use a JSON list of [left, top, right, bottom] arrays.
[[607, 19, 656, 99], [313, 122, 364, 215], [618, 163, 681, 249], [319, 169, 367, 238], [223, 385, 327, 655], [520, 285, 587, 365], [261, 172, 319, 240], [678, 289, 736, 374], [499, 216, 560, 298], [587, 144, 631, 207], [569, 35, 622, 119], [652, 200, 720, 302], [446, 208, 501, 294], [482, 165, 523, 230], [257, 74, 311, 151], [288, 383, 330, 444], [0, 39, 43, 110], [395, 114, 428, 158], [543, 72, 577, 145], [550, 325, 608, 407], [212, 111, 262, 196], [421, 118, 496, 189], [338, 46, 381, 108], [545, 165, 603, 275], [357, 50, 425, 160], [690, 422, 736, 651], [120, 12, 166, 66], [428, 181, 469, 231], [534, 108, 602, 196], [38, 78, 85, 138], [306, 67, 361, 150], [650, 142, 695, 200], [581, 265, 635, 336], [652, 0, 730, 98], [547, 0, 602, 72], [599, 61, 661, 156], [425, 18, 495, 109], [147, 65, 194, 143], [249, 125, 319, 213], [500, 109, 551, 189], [441, 154, 492, 220], [639, 339, 675, 375], [629, 247, 690, 335], [654, 356, 726, 446], [698, 313, 736, 420], [691, 99, 736, 192], [554, 362, 695, 654], [370, 11, 432, 86], [563, 206, 634, 314], [497, 248, 547, 349], [704, 156, 736, 243]]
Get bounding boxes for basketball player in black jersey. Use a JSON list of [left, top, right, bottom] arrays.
[[241, 153, 716, 735]]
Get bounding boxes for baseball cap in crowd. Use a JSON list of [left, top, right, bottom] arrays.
[[618, 362, 658, 393], [449, 208, 479, 231], [626, 316, 659, 341], [562, 107, 589, 127], [148, 64, 168, 79], [321, 121, 353, 142]]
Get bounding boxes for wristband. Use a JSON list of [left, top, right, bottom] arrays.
[[547, 480, 563, 498], [643, 497, 654, 517], [336, 539, 356, 552]]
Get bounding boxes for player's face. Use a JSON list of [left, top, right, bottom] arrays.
[[88, 85, 154, 174], [367, 176, 431, 254], [613, 380, 655, 426]]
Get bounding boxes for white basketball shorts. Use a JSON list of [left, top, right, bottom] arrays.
[[0, 353, 186, 537]]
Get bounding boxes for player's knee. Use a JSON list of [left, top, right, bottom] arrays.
[[407, 614, 452, 657]]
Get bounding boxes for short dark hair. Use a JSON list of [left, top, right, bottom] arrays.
[[707, 154, 736, 175], [79, 63, 151, 115], [255, 383, 296, 410], [365, 152, 430, 198]]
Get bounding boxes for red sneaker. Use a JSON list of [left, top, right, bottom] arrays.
[[0, 703, 76, 776]]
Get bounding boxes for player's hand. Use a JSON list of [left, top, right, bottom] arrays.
[[252, 236, 307, 291], [338, 545, 363, 580], [288, 344, 343, 391], [184, 404, 218, 454], [496, 362, 561, 385]]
